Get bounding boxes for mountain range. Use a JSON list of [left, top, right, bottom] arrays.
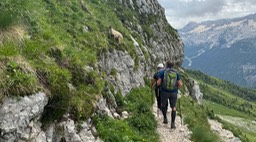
[[180, 13, 256, 88]]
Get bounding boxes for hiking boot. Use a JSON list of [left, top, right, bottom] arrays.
[[163, 117, 168, 124], [171, 122, 176, 129]]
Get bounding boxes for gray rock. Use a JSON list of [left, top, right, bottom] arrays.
[[122, 111, 129, 119], [96, 96, 113, 118], [78, 122, 95, 142], [99, 0, 184, 97], [0, 92, 48, 142], [99, 49, 145, 96], [113, 112, 121, 119], [189, 80, 203, 104], [208, 119, 241, 142]]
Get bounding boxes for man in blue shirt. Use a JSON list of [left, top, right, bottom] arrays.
[[157, 60, 182, 129], [151, 63, 165, 117]]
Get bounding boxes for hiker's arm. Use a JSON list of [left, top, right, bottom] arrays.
[[177, 80, 182, 89], [177, 73, 182, 89], [150, 79, 156, 89], [157, 78, 161, 86]]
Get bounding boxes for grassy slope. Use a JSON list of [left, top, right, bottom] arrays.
[[0, 0, 144, 121], [0, 0, 178, 141], [186, 69, 256, 142]]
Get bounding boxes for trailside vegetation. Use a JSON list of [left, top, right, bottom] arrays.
[[179, 96, 220, 142], [0, 0, 170, 122], [94, 87, 159, 142], [0, 0, 174, 141], [186, 69, 256, 142]]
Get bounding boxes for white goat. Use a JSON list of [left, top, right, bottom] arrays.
[[109, 26, 123, 44]]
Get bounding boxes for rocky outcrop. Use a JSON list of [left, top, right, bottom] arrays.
[[125, 0, 184, 65], [99, 0, 184, 96], [208, 119, 241, 142], [44, 118, 101, 142], [188, 79, 203, 104], [100, 49, 145, 95], [0, 93, 102, 142], [0, 92, 48, 142]]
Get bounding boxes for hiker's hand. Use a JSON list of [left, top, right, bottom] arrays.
[[177, 80, 182, 88]]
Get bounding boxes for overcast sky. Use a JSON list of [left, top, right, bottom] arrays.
[[157, 0, 256, 29]]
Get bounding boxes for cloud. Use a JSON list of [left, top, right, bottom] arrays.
[[231, 0, 256, 5], [157, 0, 256, 29], [158, 0, 226, 17]]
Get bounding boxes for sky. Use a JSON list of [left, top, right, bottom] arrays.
[[157, 0, 256, 29]]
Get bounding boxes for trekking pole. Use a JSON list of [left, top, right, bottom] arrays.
[[179, 98, 183, 125], [151, 82, 155, 105]]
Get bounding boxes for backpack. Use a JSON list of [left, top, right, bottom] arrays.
[[162, 69, 178, 91]]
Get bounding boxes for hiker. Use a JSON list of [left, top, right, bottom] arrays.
[[151, 63, 165, 116], [157, 60, 182, 129]]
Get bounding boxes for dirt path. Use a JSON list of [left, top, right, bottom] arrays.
[[153, 101, 191, 142]]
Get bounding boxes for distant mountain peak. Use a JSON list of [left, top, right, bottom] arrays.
[[180, 13, 256, 89]]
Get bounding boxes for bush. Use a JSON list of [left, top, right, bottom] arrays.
[[94, 115, 144, 142], [70, 86, 95, 121], [94, 87, 159, 142], [127, 112, 156, 133]]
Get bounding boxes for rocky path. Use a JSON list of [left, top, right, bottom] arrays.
[[153, 101, 191, 142]]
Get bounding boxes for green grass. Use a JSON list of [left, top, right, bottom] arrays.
[[0, 1, 177, 138], [187, 70, 256, 142], [180, 96, 220, 142], [216, 116, 255, 142], [94, 87, 159, 142], [204, 100, 248, 118], [0, 0, 142, 123]]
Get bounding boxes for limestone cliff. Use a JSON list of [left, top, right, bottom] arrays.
[[99, 0, 184, 95]]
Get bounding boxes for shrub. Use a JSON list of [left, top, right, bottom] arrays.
[[40, 64, 72, 124], [94, 115, 144, 142], [94, 87, 159, 142], [70, 86, 96, 121]]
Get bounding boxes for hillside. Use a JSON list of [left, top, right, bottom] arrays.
[[1, 1, 252, 142], [186, 69, 256, 142], [180, 13, 256, 88], [0, 0, 184, 141]]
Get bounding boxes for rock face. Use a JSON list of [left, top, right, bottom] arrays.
[[0, 92, 48, 142], [0, 93, 101, 142], [44, 118, 101, 142], [99, 0, 184, 96], [100, 50, 145, 95]]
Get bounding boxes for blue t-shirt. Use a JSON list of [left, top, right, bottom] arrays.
[[158, 68, 181, 93]]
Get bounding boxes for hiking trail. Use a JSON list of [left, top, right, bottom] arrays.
[[153, 100, 191, 142]]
